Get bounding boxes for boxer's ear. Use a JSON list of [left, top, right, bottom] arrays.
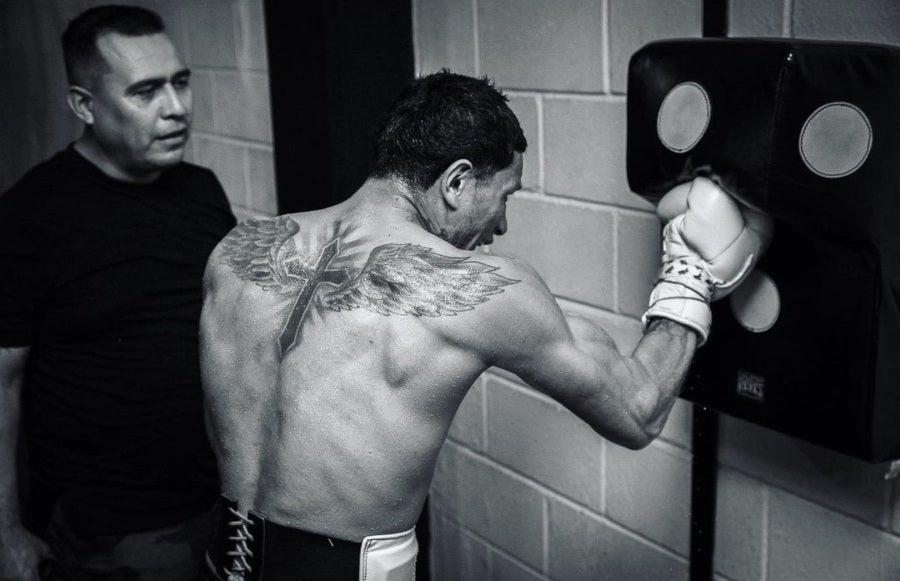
[[440, 159, 474, 210]]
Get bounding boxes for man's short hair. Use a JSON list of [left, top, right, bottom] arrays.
[[61, 4, 165, 87], [372, 70, 528, 192]]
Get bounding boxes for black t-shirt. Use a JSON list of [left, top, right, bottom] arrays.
[[0, 145, 237, 535]]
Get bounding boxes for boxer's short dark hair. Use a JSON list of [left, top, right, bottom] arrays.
[[62, 4, 165, 87], [372, 70, 527, 192]]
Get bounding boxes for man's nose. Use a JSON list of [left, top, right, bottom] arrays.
[[161, 84, 189, 118], [495, 216, 508, 235]]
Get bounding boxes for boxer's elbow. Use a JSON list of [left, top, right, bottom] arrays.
[[617, 400, 662, 450], [610, 363, 667, 449], [612, 426, 657, 450], [579, 382, 661, 450], [598, 412, 657, 450]]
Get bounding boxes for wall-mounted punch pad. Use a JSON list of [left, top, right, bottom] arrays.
[[626, 38, 900, 461]]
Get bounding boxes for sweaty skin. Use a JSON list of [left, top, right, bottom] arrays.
[[201, 168, 695, 543], [201, 202, 529, 540]]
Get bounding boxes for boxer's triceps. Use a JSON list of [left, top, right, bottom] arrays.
[[217, 216, 520, 357]]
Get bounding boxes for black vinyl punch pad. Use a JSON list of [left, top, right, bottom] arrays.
[[626, 38, 900, 461]]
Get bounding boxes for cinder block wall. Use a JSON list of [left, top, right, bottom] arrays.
[[140, 0, 276, 219], [416, 1, 900, 580], [167, 0, 277, 219], [0, 0, 276, 219]]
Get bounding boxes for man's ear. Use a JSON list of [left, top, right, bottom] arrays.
[[440, 159, 474, 210], [66, 86, 95, 125]]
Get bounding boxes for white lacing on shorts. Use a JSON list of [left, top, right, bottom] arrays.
[[224, 506, 255, 581]]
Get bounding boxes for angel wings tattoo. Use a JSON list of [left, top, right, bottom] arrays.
[[218, 217, 519, 356]]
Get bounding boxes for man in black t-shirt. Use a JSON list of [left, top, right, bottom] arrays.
[[0, 6, 235, 580]]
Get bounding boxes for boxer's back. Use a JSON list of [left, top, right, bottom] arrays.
[[200, 197, 527, 541]]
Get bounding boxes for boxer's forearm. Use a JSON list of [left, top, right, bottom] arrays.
[[545, 312, 695, 449], [570, 317, 696, 449], [627, 318, 697, 440]]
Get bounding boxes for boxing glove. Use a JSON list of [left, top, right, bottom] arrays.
[[656, 177, 773, 300], [643, 177, 773, 344]]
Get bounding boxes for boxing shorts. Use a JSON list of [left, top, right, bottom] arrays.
[[204, 496, 418, 581]]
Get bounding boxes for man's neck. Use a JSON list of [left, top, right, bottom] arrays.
[[73, 134, 161, 184]]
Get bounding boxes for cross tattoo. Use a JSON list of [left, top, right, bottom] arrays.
[[277, 237, 349, 356]]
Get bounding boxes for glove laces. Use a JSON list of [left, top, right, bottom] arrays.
[[657, 255, 716, 299]]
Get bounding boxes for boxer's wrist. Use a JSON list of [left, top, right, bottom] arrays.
[[642, 284, 711, 345], [645, 315, 704, 343], [643, 251, 713, 345]]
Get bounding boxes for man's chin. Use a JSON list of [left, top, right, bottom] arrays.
[[148, 148, 187, 168]]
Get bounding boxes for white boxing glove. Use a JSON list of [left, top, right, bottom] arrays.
[[656, 177, 773, 300], [643, 177, 774, 344]]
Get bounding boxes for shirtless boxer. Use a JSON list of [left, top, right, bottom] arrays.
[[199, 71, 768, 580]]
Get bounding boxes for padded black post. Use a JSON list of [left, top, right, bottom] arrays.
[[690, 5, 725, 580], [690, 405, 719, 581]]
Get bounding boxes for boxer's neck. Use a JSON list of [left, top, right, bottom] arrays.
[[345, 177, 440, 237]]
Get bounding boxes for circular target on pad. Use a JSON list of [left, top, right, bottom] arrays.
[[799, 102, 872, 178], [729, 270, 780, 333], [657, 82, 711, 153]]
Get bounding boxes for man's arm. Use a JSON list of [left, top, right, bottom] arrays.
[[1, 347, 29, 530], [483, 265, 696, 450], [0, 346, 48, 581], [556, 311, 696, 447], [482, 179, 767, 449]]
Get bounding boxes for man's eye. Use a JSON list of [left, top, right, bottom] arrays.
[[173, 78, 190, 89], [135, 87, 157, 98]]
